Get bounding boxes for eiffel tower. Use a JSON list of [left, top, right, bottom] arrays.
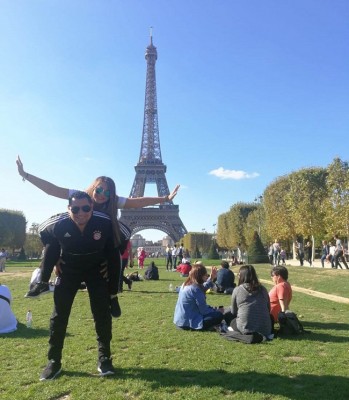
[[119, 33, 187, 243]]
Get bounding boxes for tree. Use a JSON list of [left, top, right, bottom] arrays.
[[288, 168, 328, 240], [25, 234, 43, 258], [264, 175, 295, 242], [247, 231, 269, 263], [208, 240, 220, 259], [216, 213, 231, 250], [324, 158, 349, 240], [0, 209, 27, 251]]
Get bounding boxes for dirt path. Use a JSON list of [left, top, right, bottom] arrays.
[[260, 279, 349, 304]]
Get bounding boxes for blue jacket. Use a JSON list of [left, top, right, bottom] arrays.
[[173, 284, 215, 330], [216, 268, 235, 291]]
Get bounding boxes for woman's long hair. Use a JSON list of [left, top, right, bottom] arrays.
[[85, 176, 121, 246], [238, 264, 260, 292], [183, 263, 207, 291]]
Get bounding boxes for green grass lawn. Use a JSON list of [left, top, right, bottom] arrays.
[[0, 260, 348, 400]]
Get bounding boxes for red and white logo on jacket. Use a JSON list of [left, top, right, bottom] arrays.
[[93, 231, 102, 240]]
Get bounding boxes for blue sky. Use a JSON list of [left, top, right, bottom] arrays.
[[1, 1, 348, 242]]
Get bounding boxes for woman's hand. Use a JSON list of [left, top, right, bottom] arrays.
[[168, 184, 180, 201], [210, 266, 218, 281], [16, 155, 26, 178], [54, 259, 65, 276]]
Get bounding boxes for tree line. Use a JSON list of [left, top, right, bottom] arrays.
[[215, 157, 349, 254]]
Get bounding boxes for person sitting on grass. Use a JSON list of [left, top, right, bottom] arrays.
[[144, 261, 159, 280], [175, 258, 192, 277], [0, 283, 17, 334], [224, 265, 272, 338], [173, 263, 223, 331], [269, 265, 292, 326], [214, 261, 235, 294]]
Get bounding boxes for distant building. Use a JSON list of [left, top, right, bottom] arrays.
[[162, 235, 174, 248], [130, 233, 175, 258], [131, 234, 146, 248]]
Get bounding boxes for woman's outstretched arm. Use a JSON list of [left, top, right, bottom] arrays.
[[124, 184, 180, 208], [16, 155, 69, 199]]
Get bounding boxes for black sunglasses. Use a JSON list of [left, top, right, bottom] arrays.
[[70, 205, 92, 214]]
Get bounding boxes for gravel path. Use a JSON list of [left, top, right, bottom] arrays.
[[260, 279, 349, 304]]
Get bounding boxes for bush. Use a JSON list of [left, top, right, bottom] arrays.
[[248, 231, 269, 264]]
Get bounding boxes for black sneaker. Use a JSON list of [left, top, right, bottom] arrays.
[[110, 296, 121, 318], [97, 357, 115, 377], [39, 360, 62, 381], [25, 282, 50, 298], [127, 280, 132, 290]]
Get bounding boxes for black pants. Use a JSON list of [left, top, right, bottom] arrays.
[[172, 256, 177, 268], [166, 256, 172, 270], [119, 258, 132, 292], [334, 250, 348, 269], [299, 252, 304, 266], [48, 266, 112, 363], [39, 239, 61, 283]]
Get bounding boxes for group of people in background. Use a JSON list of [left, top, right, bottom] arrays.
[[268, 236, 348, 269], [320, 236, 349, 269], [268, 240, 287, 266], [165, 243, 187, 271]]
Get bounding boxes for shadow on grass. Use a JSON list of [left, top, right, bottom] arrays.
[[274, 320, 349, 343], [131, 290, 179, 294], [111, 368, 348, 400], [275, 330, 349, 343], [0, 322, 70, 339], [304, 321, 349, 330]]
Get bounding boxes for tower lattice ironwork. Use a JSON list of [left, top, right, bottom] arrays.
[[119, 34, 187, 242]]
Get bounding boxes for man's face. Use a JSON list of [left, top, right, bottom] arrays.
[[68, 197, 93, 228]]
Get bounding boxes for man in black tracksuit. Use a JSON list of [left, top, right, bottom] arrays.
[[39, 191, 119, 381]]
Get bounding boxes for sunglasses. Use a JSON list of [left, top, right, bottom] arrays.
[[70, 205, 92, 214], [95, 187, 110, 197]]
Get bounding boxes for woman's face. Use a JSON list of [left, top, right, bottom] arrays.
[[92, 181, 110, 204]]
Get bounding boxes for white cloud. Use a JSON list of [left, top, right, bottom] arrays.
[[209, 167, 260, 180]]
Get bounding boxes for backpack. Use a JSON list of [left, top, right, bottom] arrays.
[[277, 311, 307, 335]]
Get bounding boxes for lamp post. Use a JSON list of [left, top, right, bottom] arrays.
[[194, 234, 197, 258], [254, 195, 263, 240], [202, 228, 206, 257]]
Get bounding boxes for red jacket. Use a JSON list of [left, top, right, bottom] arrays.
[[176, 262, 192, 275]]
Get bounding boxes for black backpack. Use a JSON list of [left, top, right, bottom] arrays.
[[277, 311, 307, 335]]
